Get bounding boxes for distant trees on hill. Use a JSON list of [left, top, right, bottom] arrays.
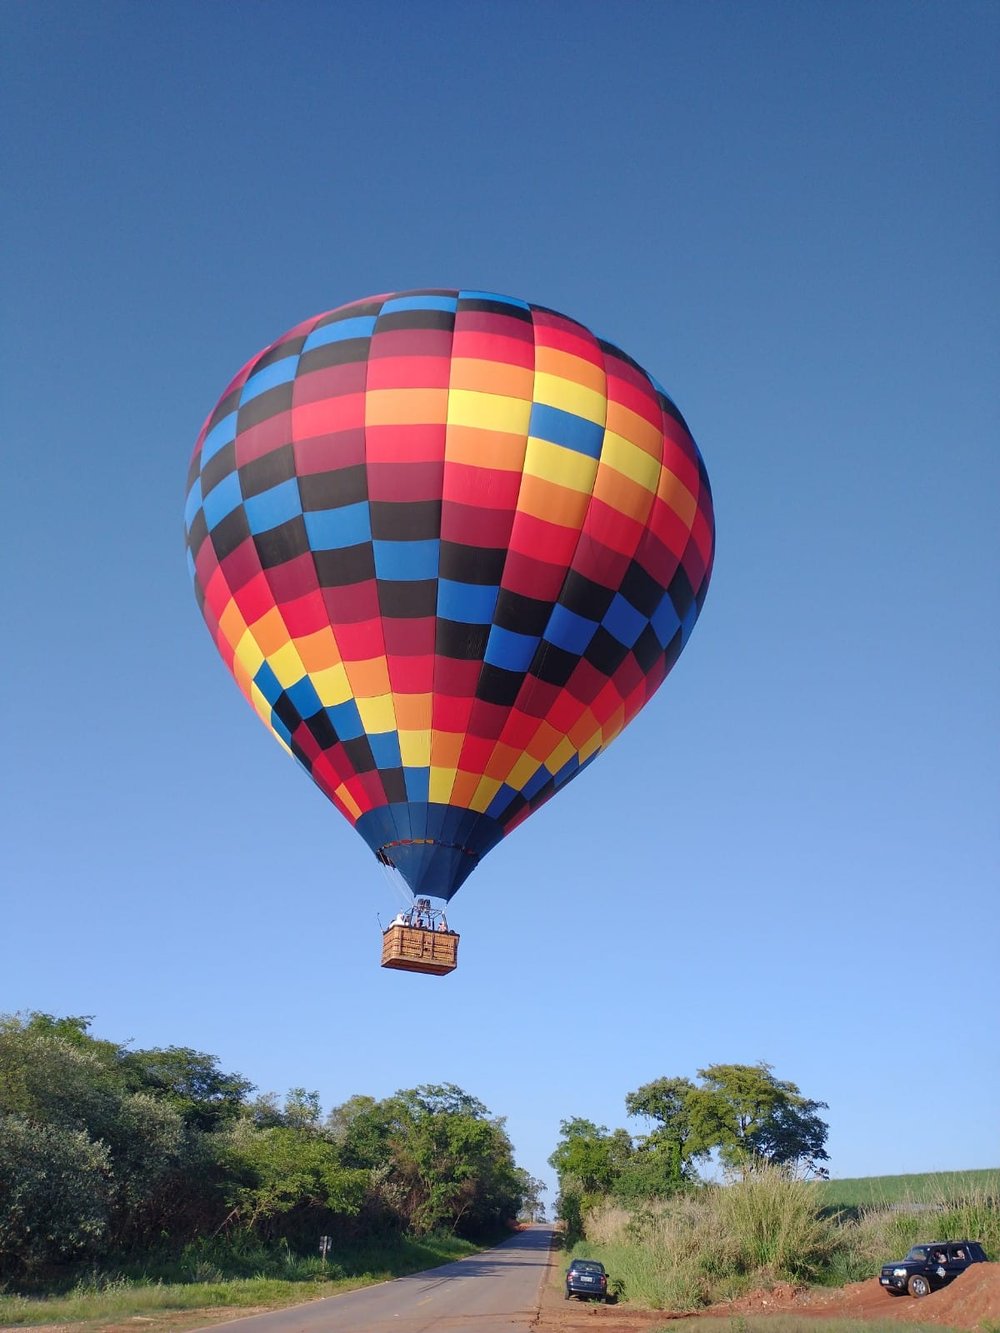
[[550, 1062, 829, 1230], [0, 1012, 530, 1279]]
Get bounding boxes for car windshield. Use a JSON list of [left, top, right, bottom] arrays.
[[571, 1261, 604, 1273], [904, 1247, 930, 1262]]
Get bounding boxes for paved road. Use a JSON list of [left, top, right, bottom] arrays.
[[193, 1225, 555, 1333]]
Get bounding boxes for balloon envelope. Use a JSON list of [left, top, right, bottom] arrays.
[[185, 290, 714, 901]]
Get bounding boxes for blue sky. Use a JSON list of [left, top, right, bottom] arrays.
[[4, 1, 997, 1203]]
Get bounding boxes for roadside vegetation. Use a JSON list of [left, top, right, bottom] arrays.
[[565, 1168, 1000, 1309], [0, 1231, 481, 1328], [0, 1011, 543, 1326], [550, 1061, 999, 1312]]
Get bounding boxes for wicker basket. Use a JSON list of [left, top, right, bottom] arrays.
[[380, 924, 459, 976]]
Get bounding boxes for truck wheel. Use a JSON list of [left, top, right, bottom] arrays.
[[908, 1275, 931, 1298]]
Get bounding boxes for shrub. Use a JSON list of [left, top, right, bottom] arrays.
[[0, 1116, 111, 1275], [579, 1168, 845, 1309], [710, 1169, 836, 1279]]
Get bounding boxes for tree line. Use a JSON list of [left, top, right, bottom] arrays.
[[0, 1012, 537, 1279], [549, 1062, 829, 1232]]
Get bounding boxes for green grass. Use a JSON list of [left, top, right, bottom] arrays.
[[819, 1169, 1000, 1212], [0, 1275, 342, 1328], [0, 1231, 486, 1328]]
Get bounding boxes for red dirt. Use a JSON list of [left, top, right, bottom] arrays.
[[532, 1254, 1000, 1333]]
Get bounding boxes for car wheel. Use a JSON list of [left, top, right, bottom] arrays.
[[564, 1289, 570, 1300], [907, 1275, 931, 1298]]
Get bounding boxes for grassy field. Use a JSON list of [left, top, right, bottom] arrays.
[[819, 1170, 1000, 1213], [0, 1275, 347, 1331], [0, 1231, 484, 1329]]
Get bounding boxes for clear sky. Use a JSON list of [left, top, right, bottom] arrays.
[[4, 1, 997, 1204]]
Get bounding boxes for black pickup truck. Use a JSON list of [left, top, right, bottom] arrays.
[[879, 1240, 988, 1297]]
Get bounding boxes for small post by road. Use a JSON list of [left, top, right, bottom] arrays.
[[319, 1235, 331, 1265]]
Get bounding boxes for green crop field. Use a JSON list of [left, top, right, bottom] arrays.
[[819, 1169, 1000, 1212]]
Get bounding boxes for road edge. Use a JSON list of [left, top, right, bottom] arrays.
[[530, 1226, 562, 1327]]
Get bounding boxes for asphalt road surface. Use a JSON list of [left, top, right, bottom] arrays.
[[193, 1225, 555, 1333]]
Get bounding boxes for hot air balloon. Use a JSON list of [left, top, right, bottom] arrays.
[[184, 290, 714, 973]]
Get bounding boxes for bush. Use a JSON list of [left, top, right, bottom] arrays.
[[574, 1165, 1000, 1311], [0, 1116, 111, 1275], [710, 1170, 836, 1279]]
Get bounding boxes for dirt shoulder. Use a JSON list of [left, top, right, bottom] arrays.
[[531, 1239, 685, 1333], [531, 1243, 1000, 1333], [709, 1263, 1000, 1330]]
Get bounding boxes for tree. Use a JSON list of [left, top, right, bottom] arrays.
[[624, 1076, 702, 1190], [327, 1094, 395, 1171], [547, 1118, 632, 1196], [0, 1014, 531, 1270], [5, 1013, 122, 1065], [385, 1084, 524, 1235], [686, 1063, 829, 1176], [517, 1175, 547, 1222], [222, 1120, 367, 1235], [0, 1014, 243, 1262], [120, 1046, 254, 1131], [619, 1064, 830, 1189], [0, 1014, 124, 1140], [402, 1084, 490, 1118], [280, 1088, 322, 1131], [741, 1088, 830, 1176], [547, 1117, 639, 1233], [0, 1115, 111, 1274], [100, 1091, 189, 1247]]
